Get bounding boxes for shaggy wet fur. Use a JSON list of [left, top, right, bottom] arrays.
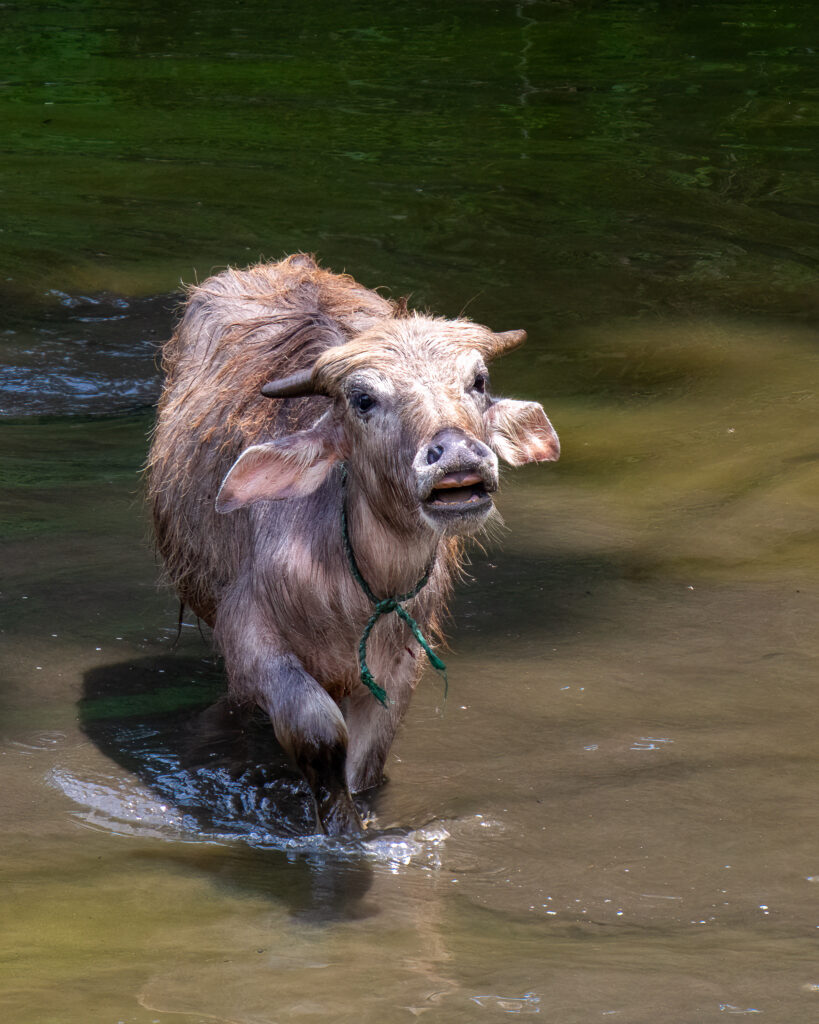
[[146, 254, 558, 834]]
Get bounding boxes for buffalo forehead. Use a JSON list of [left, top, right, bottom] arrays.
[[368, 346, 481, 386], [316, 318, 491, 386]]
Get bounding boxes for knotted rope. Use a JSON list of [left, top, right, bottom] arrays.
[[340, 465, 447, 706]]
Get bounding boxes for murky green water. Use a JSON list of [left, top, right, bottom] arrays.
[[2, 2, 819, 1021]]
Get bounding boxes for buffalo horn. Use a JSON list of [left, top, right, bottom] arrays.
[[488, 329, 527, 358], [261, 368, 326, 399]]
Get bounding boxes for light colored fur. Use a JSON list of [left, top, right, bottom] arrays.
[[145, 254, 558, 833]]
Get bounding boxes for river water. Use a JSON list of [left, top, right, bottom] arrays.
[[2, 2, 819, 1021]]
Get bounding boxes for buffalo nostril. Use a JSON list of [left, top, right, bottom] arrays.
[[427, 444, 444, 465], [468, 438, 493, 459]]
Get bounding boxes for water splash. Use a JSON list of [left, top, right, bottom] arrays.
[[47, 762, 451, 869]]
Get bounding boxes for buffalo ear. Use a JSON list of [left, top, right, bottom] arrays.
[[216, 415, 344, 512], [484, 399, 560, 467]]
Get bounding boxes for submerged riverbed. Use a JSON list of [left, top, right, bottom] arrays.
[[2, 2, 819, 1021]]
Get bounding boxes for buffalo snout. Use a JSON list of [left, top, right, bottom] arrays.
[[415, 427, 498, 530]]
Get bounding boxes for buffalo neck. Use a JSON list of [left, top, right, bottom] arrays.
[[341, 470, 443, 600]]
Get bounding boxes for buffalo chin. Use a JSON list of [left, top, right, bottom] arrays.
[[419, 491, 494, 533]]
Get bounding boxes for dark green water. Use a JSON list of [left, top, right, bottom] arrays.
[[2, 2, 819, 1021]]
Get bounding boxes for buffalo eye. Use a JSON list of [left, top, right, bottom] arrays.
[[352, 392, 376, 415], [472, 372, 488, 394]]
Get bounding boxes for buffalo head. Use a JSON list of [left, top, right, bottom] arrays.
[[215, 317, 559, 535]]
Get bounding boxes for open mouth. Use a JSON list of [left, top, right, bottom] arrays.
[[424, 471, 492, 510]]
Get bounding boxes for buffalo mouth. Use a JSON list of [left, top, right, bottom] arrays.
[[422, 471, 493, 514]]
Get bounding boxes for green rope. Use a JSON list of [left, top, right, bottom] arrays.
[[340, 465, 447, 706]]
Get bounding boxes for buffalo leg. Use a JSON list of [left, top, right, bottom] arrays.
[[226, 643, 362, 835], [344, 676, 414, 794], [263, 654, 362, 835]]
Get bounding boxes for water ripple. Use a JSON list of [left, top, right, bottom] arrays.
[[47, 762, 452, 869]]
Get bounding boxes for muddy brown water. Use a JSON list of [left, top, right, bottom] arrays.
[[4, 318, 818, 1022], [2, 2, 819, 1021]]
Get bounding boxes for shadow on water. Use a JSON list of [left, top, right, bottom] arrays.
[[79, 655, 381, 920], [132, 835, 379, 925], [80, 655, 311, 834]]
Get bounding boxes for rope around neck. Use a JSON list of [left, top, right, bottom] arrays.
[[340, 465, 447, 706]]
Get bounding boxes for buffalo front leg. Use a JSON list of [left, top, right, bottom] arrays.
[[344, 664, 416, 795], [237, 650, 362, 836]]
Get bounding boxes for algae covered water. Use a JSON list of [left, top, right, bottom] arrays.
[[2, 2, 819, 1021]]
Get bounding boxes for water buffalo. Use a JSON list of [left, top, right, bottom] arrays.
[[146, 254, 559, 834]]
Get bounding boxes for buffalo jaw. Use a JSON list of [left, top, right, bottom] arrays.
[[419, 468, 496, 533]]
